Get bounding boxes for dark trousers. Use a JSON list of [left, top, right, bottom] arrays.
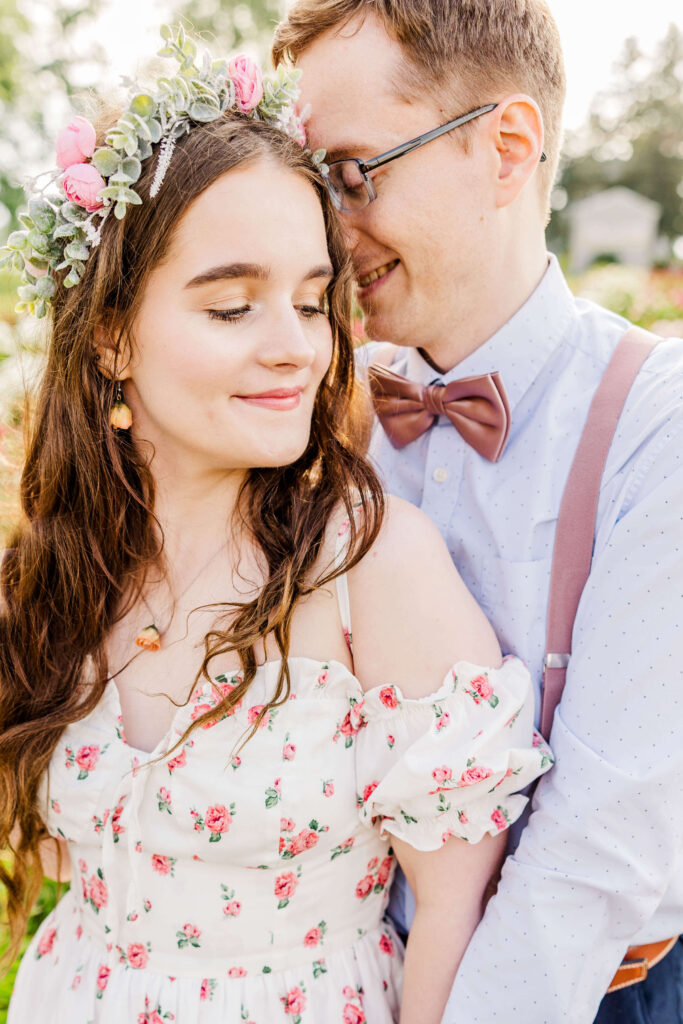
[[593, 939, 683, 1023]]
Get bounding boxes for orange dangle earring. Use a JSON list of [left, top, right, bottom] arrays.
[[110, 381, 133, 431]]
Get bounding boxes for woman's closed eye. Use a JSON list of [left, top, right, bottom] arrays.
[[207, 302, 328, 323]]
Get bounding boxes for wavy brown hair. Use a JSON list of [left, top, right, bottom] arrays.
[[0, 111, 384, 967]]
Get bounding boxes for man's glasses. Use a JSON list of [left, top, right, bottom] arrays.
[[323, 103, 547, 214]]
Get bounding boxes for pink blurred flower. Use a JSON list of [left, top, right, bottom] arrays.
[[56, 116, 96, 169], [227, 55, 263, 113]]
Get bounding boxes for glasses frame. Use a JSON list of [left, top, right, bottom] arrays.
[[324, 103, 547, 213]]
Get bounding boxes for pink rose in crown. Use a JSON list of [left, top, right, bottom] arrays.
[[227, 55, 264, 113], [63, 163, 105, 212], [55, 116, 96, 169], [459, 765, 493, 786]]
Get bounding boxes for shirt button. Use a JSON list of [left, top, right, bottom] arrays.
[[433, 467, 449, 483]]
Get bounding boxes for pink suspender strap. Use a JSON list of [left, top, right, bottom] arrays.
[[540, 326, 658, 739]]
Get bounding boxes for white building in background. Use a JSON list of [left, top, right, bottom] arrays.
[[568, 187, 663, 273]]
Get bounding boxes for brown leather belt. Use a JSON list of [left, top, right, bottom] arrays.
[[607, 937, 679, 993]]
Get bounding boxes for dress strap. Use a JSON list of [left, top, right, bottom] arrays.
[[334, 516, 354, 655]]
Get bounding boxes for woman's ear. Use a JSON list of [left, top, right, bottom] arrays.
[[94, 324, 132, 381], [490, 94, 545, 208]]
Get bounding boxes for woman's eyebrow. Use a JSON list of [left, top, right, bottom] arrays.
[[184, 262, 334, 289]]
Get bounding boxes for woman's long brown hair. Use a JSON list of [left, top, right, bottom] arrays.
[[0, 113, 384, 967]]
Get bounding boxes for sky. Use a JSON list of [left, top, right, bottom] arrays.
[[92, 0, 682, 131]]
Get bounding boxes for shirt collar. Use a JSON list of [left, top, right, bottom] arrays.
[[401, 254, 577, 413]]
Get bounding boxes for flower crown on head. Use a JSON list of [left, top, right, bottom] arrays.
[[0, 24, 327, 319]]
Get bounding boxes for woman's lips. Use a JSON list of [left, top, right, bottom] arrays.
[[235, 388, 303, 411], [356, 259, 399, 297]]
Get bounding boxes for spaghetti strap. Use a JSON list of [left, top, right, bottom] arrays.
[[334, 516, 354, 655]]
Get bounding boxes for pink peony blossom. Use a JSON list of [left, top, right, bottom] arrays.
[[55, 116, 96, 169], [227, 55, 263, 113], [63, 163, 105, 212]]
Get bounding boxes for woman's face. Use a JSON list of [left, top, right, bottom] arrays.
[[119, 158, 335, 480]]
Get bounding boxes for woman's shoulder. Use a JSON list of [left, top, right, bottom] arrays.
[[344, 496, 501, 697]]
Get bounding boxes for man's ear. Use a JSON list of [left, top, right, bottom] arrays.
[[490, 94, 545, 208], [94, 324, 132, 381]]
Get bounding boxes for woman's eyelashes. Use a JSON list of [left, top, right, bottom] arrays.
[[206, 302, 328, 323]]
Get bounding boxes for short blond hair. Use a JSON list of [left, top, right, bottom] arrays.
[[273, 0, 566, 216]]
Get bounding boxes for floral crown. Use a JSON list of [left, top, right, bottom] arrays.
[[0, 25, 326, 319]]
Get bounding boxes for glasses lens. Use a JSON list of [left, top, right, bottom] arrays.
[[327, 161, 370, 212]]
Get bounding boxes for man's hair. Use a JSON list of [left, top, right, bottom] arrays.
[[273, 0, 566, 217]]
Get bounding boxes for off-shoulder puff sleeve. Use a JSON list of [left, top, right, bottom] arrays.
[[354, 656, 553, 850]]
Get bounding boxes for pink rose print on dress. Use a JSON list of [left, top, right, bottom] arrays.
[[330, 836, 354, 860], [35, 926, 57, 959], [137, 994, 176, 1023], [227, 55, 264, 112], [275, 867, 301, 909], [151, 853, 177, 877], [465, 673, 499, 708], [316, 666, 329, 688], [282, 741, 296, 761], [333, 696, 366, 748], [167, 748, 187, 774], [118, 941, 150, 969], [303, 921, 327, 947], [157, 787, 172, 813], [342, 986, 366, 1024], [281, 985, 307, 1022], [110, 799, 126, 843], [376, 855, 393, 888], [354, 874, 374, 900], [55, 116, 96, 169], [65, 742, 106, 779], [228, 966, 248, 978], [362, 781, 379, 804], [247, 704, 278, 730], [95, 964, 110, 999], [200, 977, 217, 1002], [265, 777, 282, 808], [379, 933, 394, 955], [190, 802, 235, 841], [322, 779, 334, 798], [92, 808, 110, 833], [87, 869, 108, 913], [459, 765, 493, 786], [220, 883, 242, 917], [491, 806, 511, 832], [433, 705, 451, 732], [176, 923, 201, 949], [378, 686, 399, 709], [279, 817, 329, 859]]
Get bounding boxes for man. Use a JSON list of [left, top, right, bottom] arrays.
[[273, 2, 683, 1022]]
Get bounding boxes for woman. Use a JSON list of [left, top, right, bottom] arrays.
[[0, 28, 552, 1024]]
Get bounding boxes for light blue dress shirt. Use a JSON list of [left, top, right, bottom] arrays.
[[358, 255, 683, 1023]]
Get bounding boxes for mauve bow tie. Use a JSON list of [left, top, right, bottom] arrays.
[[368, 363, 511, 462]]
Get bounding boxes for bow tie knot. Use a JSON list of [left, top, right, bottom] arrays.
[[368, 362, 511, 462]]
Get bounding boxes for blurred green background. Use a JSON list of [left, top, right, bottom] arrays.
[[0, 1, 682, 1019]]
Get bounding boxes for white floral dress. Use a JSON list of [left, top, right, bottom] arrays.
[[9, 527, 553, 1024]]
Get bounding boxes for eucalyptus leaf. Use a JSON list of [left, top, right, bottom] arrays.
[[137, 139, 153, 160], [63, 269, 80, 288], [35, 299, 47, 318], [12, 252, 25, 271], [130, 94, 156, 118], [189, 100, 219, 122], [27, 229, 50, 255], [124, 136, 139, 158], [160, 24, 172, 41], [7, 231, 28, 251], [53, 222, 78, 239], [148, 119, 163, 144], [64, 241, 90, 261], [36, 275, 57, 299], [28, 199, 57, 234], [92, 148, 121, 176], [18, 284, 38, 301], [18, 213, 34, 230], [114, 201, 127, 220], [61, 202, 88, 224]]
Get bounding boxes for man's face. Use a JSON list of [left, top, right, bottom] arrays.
[[298, 14, 497, 360]]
